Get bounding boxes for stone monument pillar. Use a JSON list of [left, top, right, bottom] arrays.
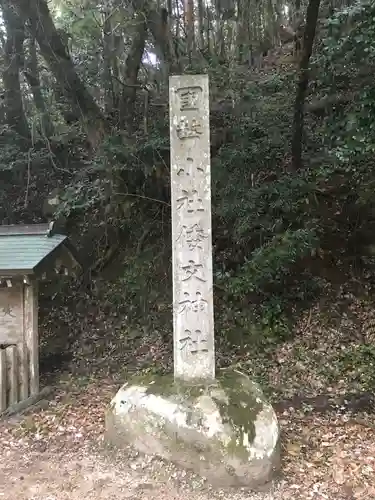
[[169, 75, 215, 381], [105, 74, 280, 490]]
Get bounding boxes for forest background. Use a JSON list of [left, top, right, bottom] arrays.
[[1, 0, 375, 397]]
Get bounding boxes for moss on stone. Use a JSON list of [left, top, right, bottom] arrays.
[[127, 372, 204, 398], [214, 369, 264, 460], [125, 368, 265, 461], [106, 367, 279, 487]]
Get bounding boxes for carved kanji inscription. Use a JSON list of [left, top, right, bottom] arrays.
[[177, 86, 203, 111], [0, 287, 23, 345], [176, 117, 203, 140], [176, 223, 208, 250], [181, 260, 206, 282], [177, 157, 205, 177], [178, 291, 208, 314], [0, 304, 15, 318], [176, 190, 204, 214], [179, 329, 208, 354], [170, 74, 215, 380]]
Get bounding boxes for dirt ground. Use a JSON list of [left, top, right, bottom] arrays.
[[2, 300, 375, 500], [0, 376, 374, 500], [0, 445, 279, 500], [0, 378, 275, 500]]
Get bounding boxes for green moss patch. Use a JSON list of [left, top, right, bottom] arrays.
[[126, 368, 266, 460]]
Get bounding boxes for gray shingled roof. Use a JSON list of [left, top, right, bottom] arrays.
[[0, 224, 67, 275]]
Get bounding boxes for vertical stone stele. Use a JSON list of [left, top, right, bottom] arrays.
[[169, 75, 215, 382], [105, 75, 280, 490]]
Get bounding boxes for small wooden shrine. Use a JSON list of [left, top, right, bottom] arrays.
[[0, 223, 80, 412]]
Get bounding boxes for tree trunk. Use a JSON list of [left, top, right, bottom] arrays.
[[147, 7, 174, 77], [295, 0, 301, 21], [185, 0, 195, 65], [291, 0, 321, 170], [236, 0, 245, 63], [102, 8, 114, 114], [197, 0, 205, 51], [53, 86, 81, 126], [13, 0, 107, 149], [174, 0, 180, 58], [1, 0, 30, 140], [206, 4, 212, 56], [215, 2, 225, 62], [111, 32, 123, 109], [120, 12, 147, 130], [24, 36, 55, 138]]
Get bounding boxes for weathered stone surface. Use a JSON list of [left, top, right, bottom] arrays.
[[105, 368, 280, 489], [169, 75, 215, 381]]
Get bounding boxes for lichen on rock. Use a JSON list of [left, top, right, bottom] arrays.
[[105, 368, 280, 489]]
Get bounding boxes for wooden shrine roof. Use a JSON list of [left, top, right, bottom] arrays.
[[0, 224, 79, 277]]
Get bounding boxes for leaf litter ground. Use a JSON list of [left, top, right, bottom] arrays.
[[1, 291, 375, 499]]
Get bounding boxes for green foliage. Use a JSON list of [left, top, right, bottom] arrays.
[[4, 0, 375, 351], [228, 229, 318, 296], [336, 343, 375, 389], [0, 136, 29, 172], [207, 72, 323, 334], [317, 1, 375, 164]]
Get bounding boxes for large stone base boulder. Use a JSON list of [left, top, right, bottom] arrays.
[[105, 368, 280, 489]]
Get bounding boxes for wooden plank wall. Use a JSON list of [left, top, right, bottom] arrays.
[[0, 345, 21, 412], [0, 349, 6, 411], [6, 346, 18, 405], [0, 282, 39, 412], [24, 282, 39, 396]]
